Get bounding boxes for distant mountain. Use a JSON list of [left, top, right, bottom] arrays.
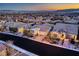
[[54, 9, 79, 16], [56, 9, 79, 13], [0, 10, 56, 14], [0, 9, 79, 14], [0, 10, 17, 14]]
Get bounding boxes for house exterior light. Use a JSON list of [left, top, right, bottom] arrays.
[[18, 27, 25, 33], [59, 33, 66, 40]]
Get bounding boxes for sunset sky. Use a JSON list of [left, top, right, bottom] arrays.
[[0, 3, 79, 11]]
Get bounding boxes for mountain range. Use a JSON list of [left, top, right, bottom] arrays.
[[0, 9, 79, 14]]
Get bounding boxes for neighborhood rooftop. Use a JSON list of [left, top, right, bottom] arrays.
[[52, 23, 78, 35]]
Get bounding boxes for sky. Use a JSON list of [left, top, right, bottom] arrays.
[[0, 3, 79, 11]]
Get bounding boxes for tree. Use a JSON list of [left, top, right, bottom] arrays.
[[0, 26, 5, 32], [9, 27, 18, 33], [23, 29, 33, 37], [48, 33, 59, 44]]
